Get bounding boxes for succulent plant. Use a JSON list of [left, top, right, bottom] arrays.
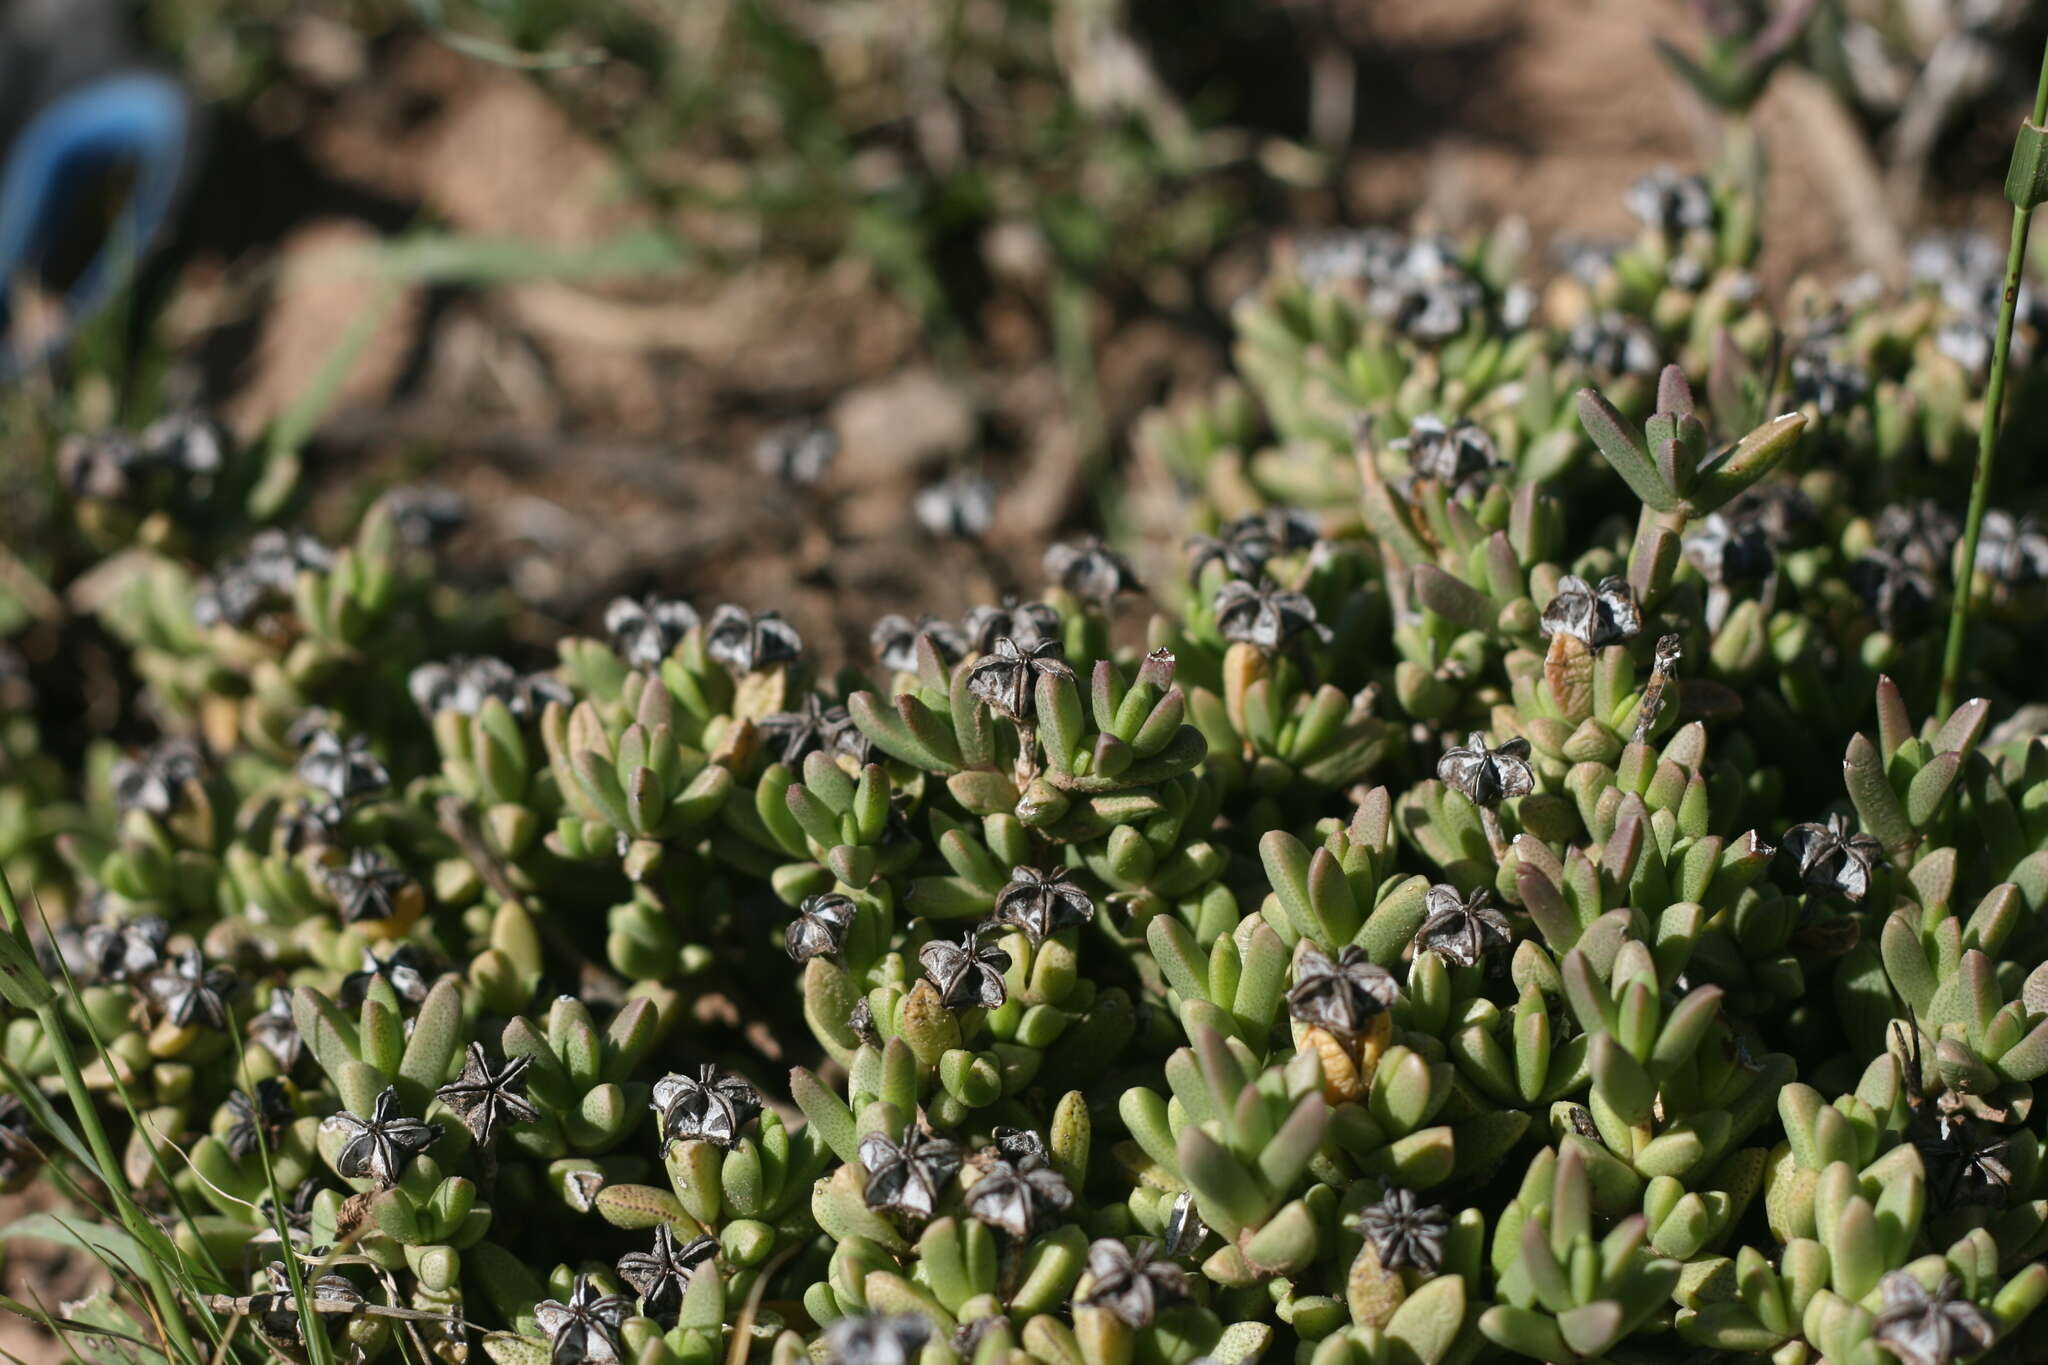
[[10, 141, 2048, 1365]]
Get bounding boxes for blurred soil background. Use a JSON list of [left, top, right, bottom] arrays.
[[2, 0, 2045, 1353], [46, 0, 2034, 670]]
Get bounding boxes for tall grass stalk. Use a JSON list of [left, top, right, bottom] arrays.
[[0, 870, 203, 1365], [1939, 39, 2048, 716]]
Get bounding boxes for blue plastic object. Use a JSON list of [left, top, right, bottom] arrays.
[[0, 69, 192, 375]]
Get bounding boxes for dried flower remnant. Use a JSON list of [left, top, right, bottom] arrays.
[[992, 866, 1095, 944], [825, 1313, 930, 1365], [616, 1224, 717, 1322], [1414, 885, 1514, 967], [436, 1043, 539, 1147], [248, 987, 303, 1071], [651, 1066, 762, 1150], [1566, 310, 1660, 376], [1287, 944, 1399, 1040], [603, 595, 700, 670], [914, 473, 996, 540], [319, 847, 413, 927], [1910, 230, 2019, 320], [1781, 811, 1885, 902], [1185, 508, 1319, 583], [1684, 512, 1774, 586], [1789, 346, 1869, 417], [1624, 167, 1715, 235], [1357, 1186, 1449, 1274], [1044, 538, 1142, 606], [409, 656, 569, 718], [1541, 574, 1643, 648], [1913, 1110, 2014, 1213], [963, 1153, 1073, 1239], [1850, 551, 1939, 634], [80, 915, 168, 984], [192, 531, 333, 629], [1975, 510, 2048, 585], [328, 1087, 440, 1187], [753, 422, 837, 486], [965, 636, 1074, 723], [919, 926, 1012, 1010], [1078, 1238, 1190, 1329], [1874, 500, 1962, 579], [384, 485, 468, 546], [296, 731, 389, 806], [757, 693, 856, 766], [963, 597, 1061, 654], [1869, 1272, 1998, 1365], [534, 1274, 633, 1365], [703, 605, 803, 675], [338, 945, 433, 1009], [786, 892, 858, 963], [224, 1079, 293, 1161], [145, 949, 237, 1030], [1364, 236, 1487, 341], [870, 613, 968, 673], [1399, 414, 1503, 497], [1437, 733, 1536, 807], [110, 741, 204, 817], [859, 1124, 963, 1223], [1212, 579, 1330, 655]]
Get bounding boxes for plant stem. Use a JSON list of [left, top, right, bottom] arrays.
[[1939, 40, 2048, 717], [0, 873, 203, 1365]]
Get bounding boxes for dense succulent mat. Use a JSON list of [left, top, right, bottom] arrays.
[[5, 160, 2048, 1365]]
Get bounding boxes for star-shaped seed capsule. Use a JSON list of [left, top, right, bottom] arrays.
[[80, 915, 168, 984], [318, 847, 413, 926], [1077, 1238, 1189, 1329], [295, 731, 389, 806], [918, 927, 1011, 1011], [824, 1313, 931, 1365], [703, 605, 803, 674], [992, 867, 1094, 944], [534, 1274, 633, 1365], [859, 1124, 962, 1223], [603, 595, 699, 670], [963, 1155, 1073, 1240], [328, 1087, 440, 1187], [961, 598, 1060, 654], [1436, 732, 1536, 808], [144, 949, 238, 1030], [1043, 538, 1141, 606], [1286, 944, 1398, 1041], [224, 1079, 294, 1161], [650, 1066, 762, 1150], [1211, 579, 1330, 655], [1540, 574, 1643, 648], [615, 1224, 717, 1322], [965, 637, 1074, 723], [1869, 1272, 1997, 1365], [870, 614, 967, 674], [786, 893, 858, 963], [1413, 885, 1515, 967], [1780, 811, 1885, 902], [1357, 1186, 1449, 1274], [435, 1043, 539, 1148], [247, 987, 304, 1071]]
